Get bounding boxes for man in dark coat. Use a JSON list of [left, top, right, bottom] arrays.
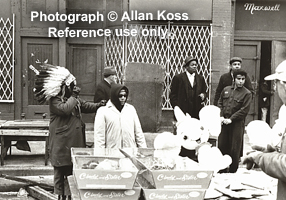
[[50, 85, 105, 199], [213, 57, 254, 106], [259, 80, 274, 122], [94, 66, 117, 103], [170, 56, 207, 119], [218, 69, 252, 173]]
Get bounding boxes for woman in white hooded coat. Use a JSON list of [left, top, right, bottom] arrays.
[[94, 84, 147, 148]]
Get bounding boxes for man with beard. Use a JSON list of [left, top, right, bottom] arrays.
[[94, 84, 147, 148]]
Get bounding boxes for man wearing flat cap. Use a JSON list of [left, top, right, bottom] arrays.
[[242, 60, 286, 199], [94, 66, 117, 103], [170, 56, 207, 119], [214, 57, 254, 106]]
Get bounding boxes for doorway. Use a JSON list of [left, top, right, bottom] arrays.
[[258, 41, 272, 124], [68, 44, 102, 123], [22, 38, 59, 119], [234, 41, 261, 125]]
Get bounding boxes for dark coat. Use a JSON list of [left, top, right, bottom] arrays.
[[49, 95, 100, 167], [170, 72, 207, 119], [94, 80, 112, 103], [214, 71, 254, 106], [259, 81, 272, 108]]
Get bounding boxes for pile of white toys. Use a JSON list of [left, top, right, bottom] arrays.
[[153, 105, 232, 173]]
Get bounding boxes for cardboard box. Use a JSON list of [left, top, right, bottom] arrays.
[[121, 148, 213, 189], [78, 187, 141, 200], [143, 189, 206, 200], [73, 156, 138, 189], [150, 170, 212, 189]]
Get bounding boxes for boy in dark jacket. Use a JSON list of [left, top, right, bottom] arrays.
[[218, 69, 252, 173]]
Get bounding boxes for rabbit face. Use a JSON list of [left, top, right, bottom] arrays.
[[177, 118, 209, 150]]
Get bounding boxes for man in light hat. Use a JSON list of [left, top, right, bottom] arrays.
[[170, 56, 207, 119], [94, 66, 117, 103], [213, 57, 254, 106], [243, 60, 286, 200]]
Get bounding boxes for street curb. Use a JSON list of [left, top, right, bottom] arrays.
[[0, 166, 53, 176]]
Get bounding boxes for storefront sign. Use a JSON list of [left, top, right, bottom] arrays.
[[235, 1, 286, 32], [244, 3, 280, 14]]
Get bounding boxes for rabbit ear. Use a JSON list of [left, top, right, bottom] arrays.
[[174, 106, 186, 122]]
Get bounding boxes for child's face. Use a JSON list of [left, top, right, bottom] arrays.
[[234, 74, 245, 88], [118, 90, 127, 105]]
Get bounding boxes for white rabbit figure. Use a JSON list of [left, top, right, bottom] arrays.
[[174, 106, 232, 172], [152, 107, 232, 172], [174, 106, 209, 161]]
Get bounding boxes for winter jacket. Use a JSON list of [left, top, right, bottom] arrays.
[[259, 81, 273, 108], [49, 95, 100, 167], [94, 84, 147, 148], [214, 71, 254, 106], [218, 85, 252, 122], [94, 79, 112, 103]]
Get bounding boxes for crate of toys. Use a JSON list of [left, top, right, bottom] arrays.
[[120, 148, 213, 200], [71, 148, 139, 190]]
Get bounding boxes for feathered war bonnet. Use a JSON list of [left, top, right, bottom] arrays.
[[30, 63, 76, 104]]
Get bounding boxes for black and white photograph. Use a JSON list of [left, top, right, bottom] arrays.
[[0, 0, 285, 199]]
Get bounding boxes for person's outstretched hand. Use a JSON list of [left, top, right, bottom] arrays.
[[242, 151, 262, 170], [251, 144, 277, 153]]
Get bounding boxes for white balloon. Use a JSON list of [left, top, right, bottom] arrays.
[[246, 120, 272, 148], [199, 105, 221, 137], [197, 145, 232, 172], [154, 132, 181, 150]]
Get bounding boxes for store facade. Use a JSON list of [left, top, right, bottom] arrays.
[[0, 0, 234, 130], [234, 0, 286, 126]]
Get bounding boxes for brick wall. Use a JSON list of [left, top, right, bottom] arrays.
[[210, 0, 234, 104]]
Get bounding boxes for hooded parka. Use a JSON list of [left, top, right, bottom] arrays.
[[94, 84, 147, 148]]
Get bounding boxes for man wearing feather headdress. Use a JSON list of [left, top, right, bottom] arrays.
[[32, 63, 106, 200]]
